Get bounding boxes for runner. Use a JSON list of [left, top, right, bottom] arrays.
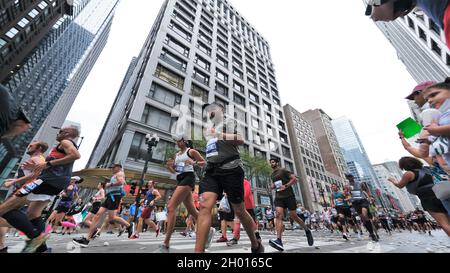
[[377, 208, 392, 235], [0, 127, 80, 253], [345, 174, 379, 242], [160, 136, 205, 251], [82, 181, 106, 228], [227, 177, 261, 246], [268, 158, 313, 251], [47, 177, 80, 233], [216, 194, 235, 243], [194, 103, 263, 253], [330, 183, 351, 240], [130, 180, 161, 239], [265, 206, 275, 233], [73, 163, 133, 247]]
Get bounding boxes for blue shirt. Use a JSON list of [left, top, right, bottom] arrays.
[[416, 0, 449, 28], [129, 204, 142, 217]]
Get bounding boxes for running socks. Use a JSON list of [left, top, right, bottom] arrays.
[[3, 209, 40, 239]]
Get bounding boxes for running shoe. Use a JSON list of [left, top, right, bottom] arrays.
[[159, 244, 170, 253], [269, 238, 284, 251], [0, 247, 8, 253], [251, 241, 265, 253], [343, 233, 349, 241], [118, 227, 125, 237], [72, 237, 90, 248], [91, 228, 101, 240], [205, 227, 215, 249], [226, 238, 238, 246], [255, 232, 262, 243], [216, 236, 228, 243], [127, 222, 134, 238], [129, 234, 139, 240], [21, 233, 50, 253], [370, 233, 379, 242], [106, 231, 114, 234], [180, 231, 188, 237], [305, 229, 314, 246]]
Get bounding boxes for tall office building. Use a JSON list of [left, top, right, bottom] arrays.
[[88, 0, 298, 207], [284, 104, 346, 212], [0, 0, 73, 82], [0, 0, 120, 182], [302, 109, 348, 181], [331, 116, 382, 201]]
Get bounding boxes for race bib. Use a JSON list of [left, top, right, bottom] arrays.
[[175, 162, 185, 173], [17, 179, 44, 196], [206, 138, 219, 158], [274, 180, 283, 191], [351, 190, 362, 199]]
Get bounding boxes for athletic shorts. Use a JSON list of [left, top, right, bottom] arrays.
[[176, 172, 195, 189], [200, 166, 244, 204], [267, 218, 274, 225], [336, 206, 352, 218], [352, 199, 372, 218], [90, 202, 101, 215], [55, 205, 70, 214], [274, 195, 297, 210], [418, 195, 448, 214], [141, 206, 155, 219], [331, 215, 338, 224], [219, 210, 235, 222], [15, 179, 61, 202], [101, 194, 122, 211]]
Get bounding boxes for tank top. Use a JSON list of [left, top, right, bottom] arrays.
[[332, 191, 348, 207], [174, 149, 194, 174], [93, 188, 104, 203], [350, 181, 365, 201], [144, 189, 156, 206], [105, 174, 123, 195]]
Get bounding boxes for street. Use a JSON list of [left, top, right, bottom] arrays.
[[4, 228, 450, 253]]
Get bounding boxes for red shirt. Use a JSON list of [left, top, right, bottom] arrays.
[[192, 191, 200, 209], [243, 179, 255, 210]]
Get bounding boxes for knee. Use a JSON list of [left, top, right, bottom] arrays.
[[167, 204, 177, 214]]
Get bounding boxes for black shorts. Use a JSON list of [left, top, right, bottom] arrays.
[[55, 205, 70, 214], [267, 218, 274, 226], [90, 202, 101, 215], [331, 215, 338, 223], [419, 196, 448, 214], [15, 179, 62, 198], [219, 209, 235, 222], [274, 195, 297, 210], [336, 206, 352, 218], [101, 194, 122, 211], [352, 199, 372, 218], [176, 172, 195, 189], [200, 166, 244, 204], [298, 214, 305, 222]]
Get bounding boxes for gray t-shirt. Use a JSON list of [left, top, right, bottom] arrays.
[[205, 119, 242, 169]]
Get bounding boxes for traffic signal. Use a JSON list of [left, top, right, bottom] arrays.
[[129, 181, 137, 195]]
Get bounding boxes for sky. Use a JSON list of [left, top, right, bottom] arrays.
[[67, 0, 417, 172]]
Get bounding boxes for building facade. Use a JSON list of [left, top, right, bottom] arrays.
[[88, 0, 298, 207], [0, 0, 120, 184], [284, 104, 346, 212], [0, 0, 73, 82]]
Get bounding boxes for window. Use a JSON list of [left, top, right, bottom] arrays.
[[200, 22, 213, 35], [191, 83, 209, 102], [249, 92, 259, 103], [269, 140, 278, 153], [233, 80, 244, 93], [28, 9, 39, 18], [141, 105, 173, 132], [164, 35, 190, 57], [278, 121, 286, 131], [431, 39, 442, 56], [235, 108, 246, 122], [254, 148, 266, 159], [217, 55, 228, 68], [265, 113, 272, 123], [232, 57, 243, 69], [215, 81, 228, 97], [280, 132, 288, 144], [128, 133, 173, 163], [251, 117, 261, 129], [0, 38, 6, 48], [192, 68, 210, 85], [407, 17, 414, 29], [173, 10, 194, 30], [253, 131, 262, 145], [233, 93, 245, 106], [216, 69, 228, 82], [197, 41, 211, 56], [261, 88, 270, 98], [263, 101, 271, 111], [232, 67, 243, 79], [154, 64, 184, 89], [160, 48, 187, 71], [247, 69, 256, 79], [194, 54, 210, 71], [199, 31, 212, 45], [267, 125, 274, 136], [429, 18, 440, 34], [169, 20, 192, 42], [17, 17, 30, 28], [149, 83, 181, 107], [217, 46, 228, 57], [5, 27, 19, 39], [285, 161, 294, 172], [418, 27, 427, 41], [250, 103, 259, 115], [273, 97, 280, 106]]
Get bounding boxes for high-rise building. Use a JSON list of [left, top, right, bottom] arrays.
[[330, 116, 382, 201], [0, 0, 74, 82], [284, 104, 346, 212], [87, 0, 297, 207], [373, 163, 416, 212], [302, 109, 348, 181], [0, 0, 120, 182]]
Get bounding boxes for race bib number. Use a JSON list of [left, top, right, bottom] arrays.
[[351, 190, 362, 199], [274, 180, 283, 191], [206, 138, 219, 158], [175, 162, 185, 173], [17, 179, 44, 196]]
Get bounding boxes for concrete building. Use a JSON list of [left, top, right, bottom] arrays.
[[87, 0, 298, 207]]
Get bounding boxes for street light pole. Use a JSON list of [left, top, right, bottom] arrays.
[[133, 133, 159, 223]]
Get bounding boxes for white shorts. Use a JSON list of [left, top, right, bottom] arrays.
[[27, 193, 55, 202]]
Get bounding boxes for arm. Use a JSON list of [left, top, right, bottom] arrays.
[[279, 174, 297, 191], [165, 158, 176, 174], [107, 172, 125, 188], [424, 124, 450, 136], [388, 171, 415, 189], [186, 149, 206, 167], [399, 133, 430, 159], [360, 182, 372, 199], [150, 190, 162, 206]]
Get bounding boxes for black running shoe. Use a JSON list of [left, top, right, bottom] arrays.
[[118, 227, 124, 237], [370, 234, 379, 242], [72, 237, 90, 248], [0, 247, 8, 253], [127, 222, 134, 238], [305, 229, 314, 246], [268, 238, 284, 251], [91, 228, 100, 240]]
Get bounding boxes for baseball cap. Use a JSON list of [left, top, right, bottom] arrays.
[[71, 176, 84, 183], [110, 163, 122, 168], [405, 81, 437, 100]]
